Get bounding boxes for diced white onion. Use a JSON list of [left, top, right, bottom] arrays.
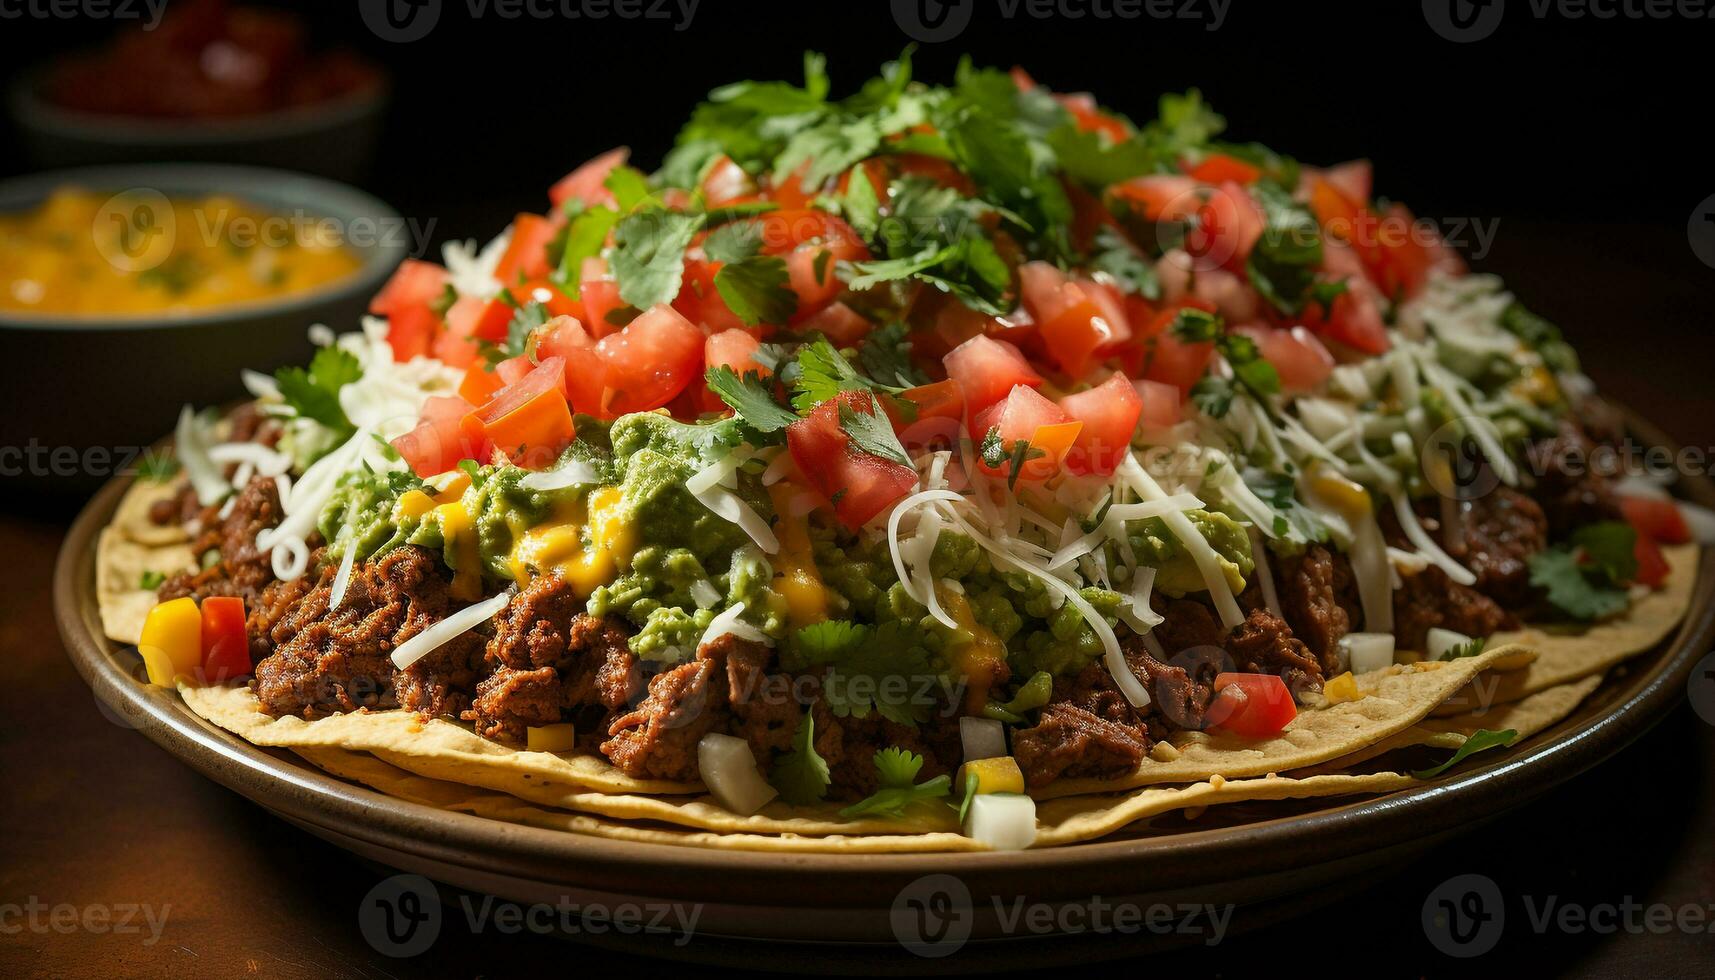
[[329, 545, 357, 610], [964, 794, 1037, 851], [697, 733, 778, 816], [1680, 501, 1715, 545], [959, 717, 1008, 762], [1613, 474, 1670, 500], [689, 578, 721, 610], [1248, 526, 1283, 620], [698, 601, 771, 649], [1342, 632, 1396, 673], [391, 588, 514, 670], [1426, 627, 1474, 661], [517, 458, 601, 492]]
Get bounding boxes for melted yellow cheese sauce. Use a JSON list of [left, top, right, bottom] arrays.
[[0, 188, 361, 316]]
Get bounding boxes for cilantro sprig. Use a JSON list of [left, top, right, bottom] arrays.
[[838, 748, 953, 819], [1411, 728, 1518, 779], [274, 346, 362, 438], [1528, 521, 1639, 621], [770, 709, 831, 805]]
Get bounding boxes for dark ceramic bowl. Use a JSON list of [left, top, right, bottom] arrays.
[[50, 413, 1715, 966], [8, 68, 388, 183], [0, 164, 408, 499]]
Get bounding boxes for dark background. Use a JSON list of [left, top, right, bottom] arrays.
[[4, 2, 1715, 977]]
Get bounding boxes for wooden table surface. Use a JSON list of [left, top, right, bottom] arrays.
[[4, 220, 1714, 977]]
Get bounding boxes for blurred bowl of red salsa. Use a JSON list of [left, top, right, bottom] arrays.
[[9, 0, 387, 183]]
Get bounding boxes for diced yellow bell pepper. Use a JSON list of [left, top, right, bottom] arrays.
[[1323, 671, 1363, 704], [138, 644, 181, 688], [1307, 466, 1372, 519], [958, 756, 1026, 796], [526, 723, 577, 753], [397, 489, 437, 520], [139, 597, 202, 674]]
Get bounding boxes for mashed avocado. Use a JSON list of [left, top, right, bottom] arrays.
[[1110, 509, 1252, 597]]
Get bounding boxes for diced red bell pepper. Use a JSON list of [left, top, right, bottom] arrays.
[[199, 596, 251, 683], [1205, 672, 1296, 738]]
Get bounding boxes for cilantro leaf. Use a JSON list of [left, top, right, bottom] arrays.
[[1245, 180, 1324, 315], [838, 748, 953, 819], [704, 366, 797, 433], [274, 346, 361, 437], [1528, 548, 1630, 621], [550, 206, 619, 301], [1190, 375, 1236, 419], [713, 255, 797, 326], [784, 620, 944, 725], [1500, 301, 1580, 374], [702, 220, 763, 265], [856, 321, 927, 389], [957, 768, 980, 824], [1411, 728, 1518, 779], [1571, 521, 1639, 585], [1089, 226, 1159, 300], [488, 299, 549, 364], [770, 709, 831, 805], [609, 209, 703, 311], [1438, 636, 1488, 662], [603, 165, 653, 213], [791, 338, 898, 412], [838, 398, 911, 466], [139, 570, 166, 591], [1169, 308, 1221, 343]]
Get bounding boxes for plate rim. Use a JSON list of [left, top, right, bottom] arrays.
[[52, 409, 1715, 906]]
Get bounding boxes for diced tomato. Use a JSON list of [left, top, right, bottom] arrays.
[[494, 356, 534, 387], [1018, 262, 1128, 379], [199, 596, 251, 682], [703, 328, 767, 413], [798, 301, 872, 346], [1300, 272, 1389, 355], [971, 385, 1080, 482], [1134, 378, 1181, 429], [458, 364, 502, 405], [392, 395, 488, 477], [1319, 160, 1373, 206], [891, 379, 965, 456], [493, 213, 556, 284], [786, 391, 919, 529], [1140, 325, 1215, 394], [534, 314, 592, 362], [1009, 66, 1038, 91], [900, 379, 964, 423], [1057, 92, 1129, 144], [784, 245, 842, 322], [369, 259, 448, 362], [1186, 153, 1261, 186], [1110, 174, 1200, 223], [1205, 673, 1296, 738], [674, 256, 749, 335], [464, 357, 574, 469], [1372, 203, 1465, 301], [549, 147, 627, 211], [1058, 374, 1142, 476], [1633, 533, 1671, 588], [578, 256, 627, 337], [943, 335, 1044, 419], [700, 155, 755, 207], [569, 304, 705, 418], [512, 279, 582, 319], [1236, 324, 1334, 393], [434, 295, 512, 368], [1186, 181, 1264, 272], [1307, 174, 1368, 243], [1620, 494, 1691, 545], [763, 161, 819, 209]]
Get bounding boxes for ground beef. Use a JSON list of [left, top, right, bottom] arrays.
[[1393, 565, 1513, 653], [250, 546, 481, 719], [157, 476, 288, 605], [463, 576, 638, 744], [1014, 702, 1151, 789], [602, 650, 731, 782], [147, 482, 202, 527], [1148, 594, 1225, 655], [1274, 544, 1361, 672], [718, 635, 802, 768], [816, 702, 953, 798], [1445, 488, 1549, 607], [147, 404, 282, 527], [1225, 608, 1324, 700], [1529, 419, 1623, 536]]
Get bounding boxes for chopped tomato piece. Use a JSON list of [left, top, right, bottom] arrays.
[[493, 213, 556, 284], [1186, 181, 1264, 272], [786, 391, 918, 529], [1110, 174, 1200, 223], [569, 304, 705, 418], [1057, 374, 1142, 476], [1140, 313, 1215, 394], [457, 364, 502, 405], [199, 596, 251, 682], [1018, 262, 1128, 379], [798, 301, 872, 346], [578, 256, 627, 337], [700, 154, 755, 207], [944, 335, 1044, 419], [1134, 378, 1181, 429], [1318, 160, 1373, 205], [703, 328, 768, 413], [533, 314, 592, 362], [549, 147, 627, 211], [392, 395, 488, 477], [465, 357, 574, 469], [893, 380, 965, 456], [1620, 494, 1691, 545], [1205, 673, 1296, 738], [784, 245, 841, 322], [674, 256, 749, 335], [369, 259, 448, 362], [512, 279, 582, 319], [971, 385, 1079, 482], [494, 356, 534, 387], [434, 295, 512, 368], [1299, 268, 1389, 356], [1057, 92, 1129, 143], [1236, 324, 1334, 393], [1186, 153, 1261, 186], [1633, 533, 1670, 588]]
